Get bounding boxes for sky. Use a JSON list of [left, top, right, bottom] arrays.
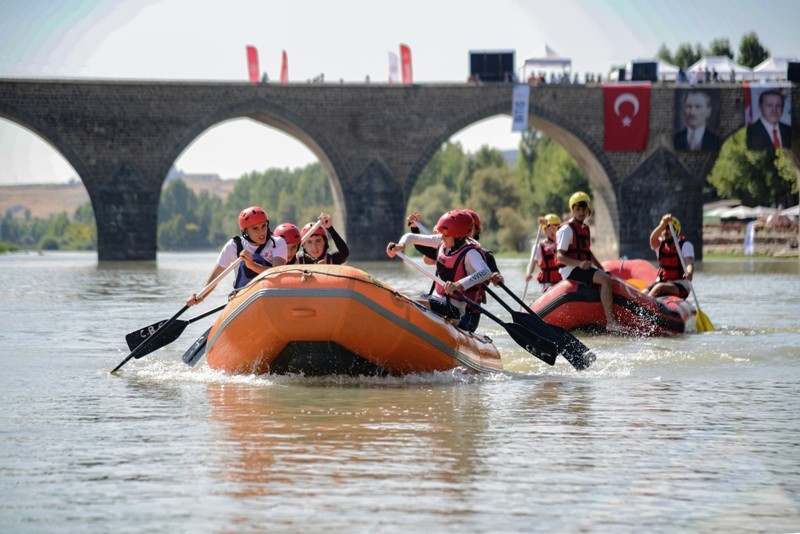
[[1, 0, 799, 185]]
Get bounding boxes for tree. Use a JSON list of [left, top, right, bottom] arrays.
[[673, 43, 700, 69], [738, 32, 769, 68], [708, 38, 733, 59], [708, 130, 797, 207], [656, 44, 673, 65]]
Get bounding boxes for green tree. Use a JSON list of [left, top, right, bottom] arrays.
[[708, 38, 733, 58], [738, 32, 769, 68], [708, 130, 797, 207], [673, 43, 700, 69], [656, 44, 673, 65]]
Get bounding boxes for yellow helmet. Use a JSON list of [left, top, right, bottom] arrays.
[[569, 191, 592, 212], [668, 216, 681, 236], [541, 213, 561, 228]]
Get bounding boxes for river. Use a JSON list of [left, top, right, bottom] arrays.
[[1, 252, 799, 533]]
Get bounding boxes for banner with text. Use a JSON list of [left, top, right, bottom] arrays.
[[511, 84, 530, 132], [603, 83, 650, 151]]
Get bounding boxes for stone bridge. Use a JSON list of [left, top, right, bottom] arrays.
[[1, 79, 797, 261]]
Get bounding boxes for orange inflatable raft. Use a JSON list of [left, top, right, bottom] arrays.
[[204, 264, 504, 376], [529, 259, 695, 336]]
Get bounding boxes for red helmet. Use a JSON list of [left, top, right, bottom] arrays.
[[273, 223, 301, 245], [461, 209, 481, 233], [238, 206, 268, 231], [301, 221, 328, 241], [436, 210, 473, 239]]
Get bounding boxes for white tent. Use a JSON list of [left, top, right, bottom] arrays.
[[687, 56, 753, 82], [719, 205, 777, 219], [522, 45, 572, 81], [753, 56, 800, 80], [781, 204, 799, 217]]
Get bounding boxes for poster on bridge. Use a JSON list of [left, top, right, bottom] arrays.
[[744, 83, 792, 150]]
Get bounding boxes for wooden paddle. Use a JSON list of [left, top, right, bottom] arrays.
[[395, 251, 557, 365], [179, 218, 326, 367], [669, 223, 714, 332], [521, 224, 542, 304], [110, 258, 243, 374], [490, 284, 596, 371]]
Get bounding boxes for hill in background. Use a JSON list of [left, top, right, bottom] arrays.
[[0, 173, 236, 219]]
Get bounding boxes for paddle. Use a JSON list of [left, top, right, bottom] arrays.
[[124, 304, 226, 353], [521, 224, 542, 304], [179, 218, 326, 367], [110, 258, 243, 374], [494, 283, 596, 370], [395, 251, 557, 365], [669, 223, 714, 332]]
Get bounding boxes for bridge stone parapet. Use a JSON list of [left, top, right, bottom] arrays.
[[1, 79, 797, 261]]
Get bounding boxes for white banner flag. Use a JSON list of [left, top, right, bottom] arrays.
[[511, 84, 530, 132], [388, 52, 400, 84]]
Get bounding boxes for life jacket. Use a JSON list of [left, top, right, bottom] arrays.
[[233, 236, 271, 288], [563, 220, 592, 262], [434, 241, 485, 305], [656, 236, 686, 281], [285, 254, 298, 265], [536, 240, 563, 284]]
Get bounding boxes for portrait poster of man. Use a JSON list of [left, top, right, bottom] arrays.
[[673, 88, 721, 151], [745, 84, 792, 150]]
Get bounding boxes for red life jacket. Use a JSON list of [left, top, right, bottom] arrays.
[[434, 241, 485, 304], [563, 220, 592, 262], [656, 236, 686, 281], [536, 240, 563, 284]]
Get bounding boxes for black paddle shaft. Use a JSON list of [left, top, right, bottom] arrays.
[[453, 289, 557, 365], [495, 284, 596, 371]]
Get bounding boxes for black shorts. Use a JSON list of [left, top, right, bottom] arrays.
[[429, 299, 461, 320], [567, 267, 599, 285]]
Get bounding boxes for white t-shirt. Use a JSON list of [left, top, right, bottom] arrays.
[[555, 222, 581, 279], [215, 235, 288, 269]]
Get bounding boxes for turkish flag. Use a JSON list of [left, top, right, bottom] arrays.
[[603, 83, 651, 151]]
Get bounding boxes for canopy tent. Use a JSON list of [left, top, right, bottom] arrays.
[[780, 204, 799, 217], [522, 45, 572, 81], [687, 56, 753, 82], [753, 56, 800, 80], [718, 205, 777, 219]]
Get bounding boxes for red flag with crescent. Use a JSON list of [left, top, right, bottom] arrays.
[[603, 83, 651, 151], [246, 45, 259, 83], [400, 44, 413, 84], [280, 50, 288, 83]]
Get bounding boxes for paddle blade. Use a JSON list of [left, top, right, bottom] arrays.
[[696, 309, 715, 332], [510, 310, 595, 370], [504, 322, 557, 366], [626, 278, 648, 290], [182, 327, 212, 367], [125, 320, 190, 357]]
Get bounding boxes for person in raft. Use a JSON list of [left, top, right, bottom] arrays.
[[525, 213, 563, 293], [273, 223, 302, 265], [297, 212, 350, 264], [386, 210, 492, 322], [644, 214, 694, 299], [187, 206, 288, 306], [555, 192, 626, 333], [404, 209, 502, 332]]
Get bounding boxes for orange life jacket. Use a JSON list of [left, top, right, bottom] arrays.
[[537, 240, 563, 284]]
